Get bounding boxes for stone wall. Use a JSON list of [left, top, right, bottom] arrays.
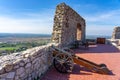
[[51, 3, 86, 47], [0, 43, 53, 80], [112, 27, 120, 39]]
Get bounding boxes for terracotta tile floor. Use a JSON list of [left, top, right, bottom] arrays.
[[41, 44, 120, 80]]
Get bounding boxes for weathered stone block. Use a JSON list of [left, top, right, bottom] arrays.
[[16, 67, 25, 76], [6, 72, 15, 79], [25, 63, 31, 69], [5, 64, 13, 72]]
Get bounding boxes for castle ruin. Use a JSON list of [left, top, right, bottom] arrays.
[[112, 27, 120, 39], [51, 3, 86, 47], [0, 3, 86, 80]]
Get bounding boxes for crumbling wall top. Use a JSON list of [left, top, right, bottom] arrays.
[[112, 27, 120, 39]]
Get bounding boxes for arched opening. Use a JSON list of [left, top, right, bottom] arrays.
[[76, 23, 82, 40]]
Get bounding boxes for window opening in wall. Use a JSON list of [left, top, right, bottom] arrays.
[[77, 23, 82, 40]]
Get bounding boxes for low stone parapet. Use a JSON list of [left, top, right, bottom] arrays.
[[0, 43, 54, 80], [109, 39, 120, 50]]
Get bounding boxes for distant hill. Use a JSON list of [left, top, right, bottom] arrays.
[[0, 33, 51, 38], [0, 33, 111, 39], [86, 35, 111, 39]]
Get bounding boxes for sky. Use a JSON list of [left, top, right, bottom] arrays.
[[0, 0, 120, 36]]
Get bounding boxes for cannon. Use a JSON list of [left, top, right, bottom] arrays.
[[50, 45, 111, 74]]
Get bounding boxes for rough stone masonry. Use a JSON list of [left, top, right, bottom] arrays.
[[0, 44, 53, 80], [111, 27, 120, 49], [112, 27, 120, 39], [51, 3, 86, 47]]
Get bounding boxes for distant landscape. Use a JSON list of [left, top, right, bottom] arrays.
[[86, 35, 111, 39], [0, 33, 51, 56], [0, 33, 111, 56]]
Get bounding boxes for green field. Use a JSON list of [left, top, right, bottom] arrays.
[[0, 39, 50, 55]]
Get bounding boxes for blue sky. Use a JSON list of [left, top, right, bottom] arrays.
[[0, 0, 120, 36]]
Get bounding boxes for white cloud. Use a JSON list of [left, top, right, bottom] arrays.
[[84, 9, 120, 35], [0, 10, 54, 34], [70, 3, 120, 36], [86, 24, 114, 36], [0, 4, 120, 36], [85, 9, 120, 24]]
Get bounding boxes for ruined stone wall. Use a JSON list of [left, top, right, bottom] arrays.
[[51, 3, 86, 47], [112, 27, 120, 39], [0, 43, 53, 80]]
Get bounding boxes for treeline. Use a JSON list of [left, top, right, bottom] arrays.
[[0, 40, 50, 56]]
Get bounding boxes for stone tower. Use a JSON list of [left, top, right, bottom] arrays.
[[112, 27, 120, 39], [51, 3, 86, 47]]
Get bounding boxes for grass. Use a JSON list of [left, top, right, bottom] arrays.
[[0, 47, 19, 50], [0, 39, 50, 55]]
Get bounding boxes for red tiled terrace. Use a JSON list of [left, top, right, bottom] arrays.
[[41, 44, 120, 80]]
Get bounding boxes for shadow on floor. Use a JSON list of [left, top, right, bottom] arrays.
[[74, 44, 120, 53], [72, 64, 114, 75], [41, 64, 114, 80], [41, 44, 117, 80]]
